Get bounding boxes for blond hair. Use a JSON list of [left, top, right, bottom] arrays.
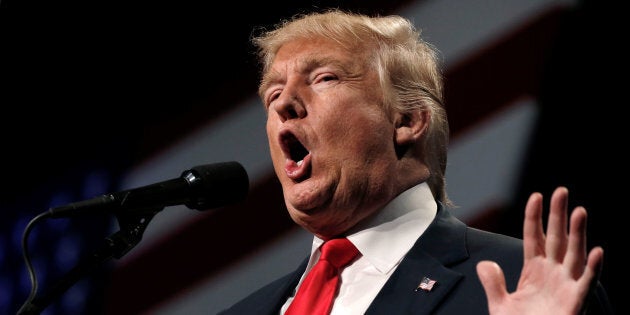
[[252, 9, 452, 206]]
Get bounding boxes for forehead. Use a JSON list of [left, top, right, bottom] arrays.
[[267, 37, 365, 77], [257, 36, 374, 99]]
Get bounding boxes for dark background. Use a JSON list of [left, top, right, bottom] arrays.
[[1, 1, 623, 314]]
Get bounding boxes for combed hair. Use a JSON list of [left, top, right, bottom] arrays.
[[252, 9, 452, 207]]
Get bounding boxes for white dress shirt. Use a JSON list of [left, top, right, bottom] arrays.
[[281, 182, 437, 314]]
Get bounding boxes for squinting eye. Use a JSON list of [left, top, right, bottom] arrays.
[[320, 74, 337, 82], [266, 91, 281, 107]]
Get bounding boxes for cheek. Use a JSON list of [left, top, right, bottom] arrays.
[[266, 119, 283, 158], [335, 111, 391, 147], [322, 122, 390, 169]]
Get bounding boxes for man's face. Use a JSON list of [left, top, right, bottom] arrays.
[[261, 37, 401, 239]]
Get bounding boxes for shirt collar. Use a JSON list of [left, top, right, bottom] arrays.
[[310, 182, 437, 274]]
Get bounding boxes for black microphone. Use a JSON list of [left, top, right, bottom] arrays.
[[47, 161, 249, 218]]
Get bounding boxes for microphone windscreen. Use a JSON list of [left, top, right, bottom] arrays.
[[184, 161, 249, 210]]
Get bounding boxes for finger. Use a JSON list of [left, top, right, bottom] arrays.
[[477, 261, 507, 305], [523, 191, 545, 260], [546, 186, 569, 262], [577, 246, 604, 302], [565, 206, 588, 279]]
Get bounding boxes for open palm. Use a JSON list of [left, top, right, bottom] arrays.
[[477, 187, 604, 315]]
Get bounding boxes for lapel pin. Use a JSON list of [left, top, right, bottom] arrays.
[[415, 276, 437, 292]]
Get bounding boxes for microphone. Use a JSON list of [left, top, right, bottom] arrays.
[[47, 161, 249, 218]]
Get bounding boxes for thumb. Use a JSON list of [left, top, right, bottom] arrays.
[[476, 260, 507, 304]]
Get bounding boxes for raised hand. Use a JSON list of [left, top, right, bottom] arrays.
[[476, 186, 604, 315]]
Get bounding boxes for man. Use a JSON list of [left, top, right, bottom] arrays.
[[219, 9, 612, 314]]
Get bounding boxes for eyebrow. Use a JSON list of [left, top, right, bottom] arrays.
[[259, 54, 358, 98]]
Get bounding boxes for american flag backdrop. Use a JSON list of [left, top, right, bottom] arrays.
[[1, 0, 622, 314]]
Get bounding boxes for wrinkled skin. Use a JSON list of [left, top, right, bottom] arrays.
[[477, 187, 604, 315], [261, 35, 604, 315], [261, 37, 428, 240]]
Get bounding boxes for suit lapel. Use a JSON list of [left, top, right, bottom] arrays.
[[365, 204, 469, 315]]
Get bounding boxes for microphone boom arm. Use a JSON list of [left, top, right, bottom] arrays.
[[17, 209, 160, 315], [17, 161, 249, 314]]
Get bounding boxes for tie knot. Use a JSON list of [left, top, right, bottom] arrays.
[[320, 238, 359, 269]]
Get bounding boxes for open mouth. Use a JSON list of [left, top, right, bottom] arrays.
[[280, 131, 311, 180]]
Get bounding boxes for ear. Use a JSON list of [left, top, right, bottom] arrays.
[[394, 110, 429, 146]]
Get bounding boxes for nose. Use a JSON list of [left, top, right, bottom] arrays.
[[272, 89, 306, 122]]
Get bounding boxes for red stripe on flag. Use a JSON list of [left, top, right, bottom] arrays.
[[104, 6, 567, 314]]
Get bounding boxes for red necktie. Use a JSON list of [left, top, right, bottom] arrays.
[[285, 238, 359, 315]]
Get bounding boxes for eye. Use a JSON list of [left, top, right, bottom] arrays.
[[313, 73, 338, 84], [265, 89, 281, 108], [310, 71, 339, 84]]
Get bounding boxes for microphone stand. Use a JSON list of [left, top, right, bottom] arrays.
[[17, 209, 159, 315]]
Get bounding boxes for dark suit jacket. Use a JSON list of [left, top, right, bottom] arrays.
[[218, 204, 613, 314]]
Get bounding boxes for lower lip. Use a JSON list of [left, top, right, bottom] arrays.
[[285, 153, 311, 180]]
